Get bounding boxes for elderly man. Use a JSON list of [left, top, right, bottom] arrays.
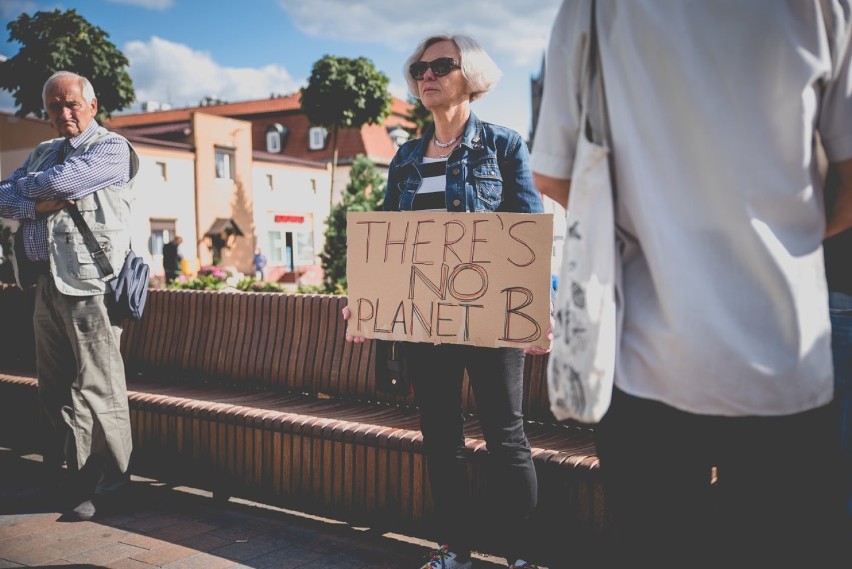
[[0, 71, 139, 521]]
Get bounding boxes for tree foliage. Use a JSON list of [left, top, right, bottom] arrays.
[[300, 55, 391, 205], [0, 9, 135, 119], [320, 155, 385, 294], [406, 95, 433, 136]]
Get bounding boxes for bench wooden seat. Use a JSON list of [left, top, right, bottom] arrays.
[[0, 285, 606, 566]]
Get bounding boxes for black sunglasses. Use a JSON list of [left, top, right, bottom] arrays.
[[409, 57, 461, 80]]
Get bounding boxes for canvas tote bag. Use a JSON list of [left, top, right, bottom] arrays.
[[547, 0, 621, 424]]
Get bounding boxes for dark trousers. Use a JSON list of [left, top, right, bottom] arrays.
[[408, 343, 538, 561], [595, 387, 844, 568]]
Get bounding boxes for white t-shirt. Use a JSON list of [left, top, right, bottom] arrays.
[[532, 0, 852, 416]]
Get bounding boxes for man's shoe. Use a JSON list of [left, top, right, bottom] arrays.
[[64, 498, 96, 521], [419, 545, 473, 569]]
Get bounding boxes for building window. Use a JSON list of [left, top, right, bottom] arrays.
[[266, 174, 274, 191], [310, 178, 317, 194], [265, 123, 287, 153], [267, 230, 315, 271], [215, 147, 234, 180], [149, 219, 177, 256], [155, 161, 167, 181], [308, 127, 327, 150], [295, 231, 315, 266]]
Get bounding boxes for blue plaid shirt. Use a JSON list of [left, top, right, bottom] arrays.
[[0, 121, 131, 261]]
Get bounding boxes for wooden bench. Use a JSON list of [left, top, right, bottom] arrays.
[[0, 285, 606, 566]]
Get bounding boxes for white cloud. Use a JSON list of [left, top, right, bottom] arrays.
[[277, 0, 560, 66], [103, 0, 174, 9], [1, 0, 38, 20], [123, 36, 301, 110]]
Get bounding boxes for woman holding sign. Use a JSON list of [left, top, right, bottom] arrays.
[[345, 34, 546, 569]]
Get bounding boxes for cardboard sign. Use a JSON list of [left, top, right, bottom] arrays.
[[346, 211, 554, 349]]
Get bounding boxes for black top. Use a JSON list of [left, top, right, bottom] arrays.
[[162, 241, 182, 272]]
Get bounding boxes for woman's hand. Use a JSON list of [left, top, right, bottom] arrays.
[[524, 314, 553, 356], [341, 306, 367, 343]]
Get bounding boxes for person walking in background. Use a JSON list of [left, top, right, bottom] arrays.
[[343, 33, 546, 569], [0, 71, 139, 522], [162, 235, 183, 284], [532, 1, 852, 566], [253, 247, 267, 281]]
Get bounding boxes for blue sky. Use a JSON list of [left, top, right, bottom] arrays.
[[0, 0, 561, 137]]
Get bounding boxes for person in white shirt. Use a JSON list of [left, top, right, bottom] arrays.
[[532, 1, 852, 566]]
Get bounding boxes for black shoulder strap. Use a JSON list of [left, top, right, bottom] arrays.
[[65, 203, 115, 277]]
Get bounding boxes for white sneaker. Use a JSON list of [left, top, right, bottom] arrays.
[[420, 545, 473, 569]]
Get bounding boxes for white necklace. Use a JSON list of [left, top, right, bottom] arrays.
[[433, 135, 460, 159], [433, 129, 462, 148]]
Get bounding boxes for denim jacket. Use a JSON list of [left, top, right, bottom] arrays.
[[383, 112, 544, 214]]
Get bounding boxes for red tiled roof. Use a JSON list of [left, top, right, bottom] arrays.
[[106, 94, 303, 127], [107, 94, 414, 163]]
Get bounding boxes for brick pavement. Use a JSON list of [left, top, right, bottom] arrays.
[[0, 448, 508, 569]]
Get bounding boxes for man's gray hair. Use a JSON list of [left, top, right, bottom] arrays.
[[404, 34, 502, 103], [42, 71, 97, 107]]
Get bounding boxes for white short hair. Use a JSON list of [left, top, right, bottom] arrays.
[[404, 34, 502, 103], [42, 71, 96, 107]]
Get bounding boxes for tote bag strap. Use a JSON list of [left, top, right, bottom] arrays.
[[579, 0, 610, 151]]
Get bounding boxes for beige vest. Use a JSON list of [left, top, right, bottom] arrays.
[[14, 127, 139, 296]]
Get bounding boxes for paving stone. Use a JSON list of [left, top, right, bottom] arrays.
[[104, 558, 162, 569], [298, 551, 373, 569], [118, 532, 168, 550], [4, 528, 128, 566], [41, 522, 124, 542], [0, 560, 25, 568], [160, 552, 238, 569], [130, 543, 201, 567], [203, 524, 268, 542], [0, 513, 46, 527], [245, 545, 326, 569], [63, 542, 150, 565], [175, 533, 232, 552], [0, 514, 61, 540], [147, 520, 219, 542], [210, 539, 289, 562], [243, 531, 295, 548], [118, 514, 190, 535]]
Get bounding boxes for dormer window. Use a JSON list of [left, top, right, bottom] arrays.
[[265, 123, 288, 153], [308, 126, 327, 150]]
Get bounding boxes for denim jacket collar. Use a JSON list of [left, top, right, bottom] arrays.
[[397, 111, 485, 169]]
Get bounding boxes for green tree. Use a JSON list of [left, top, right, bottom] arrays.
[[300, 55, 391, 208], [320, 155, 385, 294], [0, 9, 135, 120], [406, 95, 433, 136]]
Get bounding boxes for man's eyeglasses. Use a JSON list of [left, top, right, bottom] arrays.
[[409, 57, 461, 80]]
